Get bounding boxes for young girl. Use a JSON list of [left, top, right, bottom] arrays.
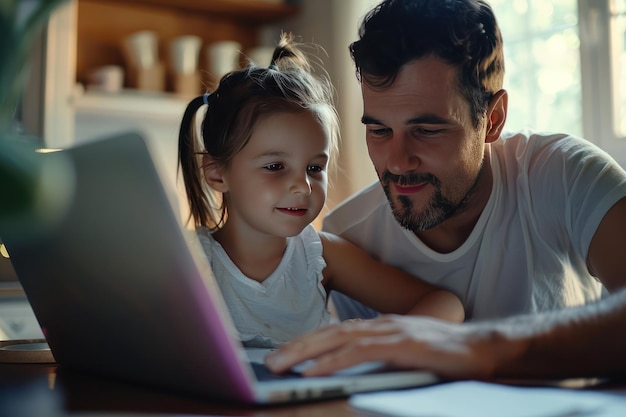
[[178, 33, 464, 348]]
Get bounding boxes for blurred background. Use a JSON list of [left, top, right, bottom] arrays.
[[16, 0, 626, 217], [1, 0, 625, 340]]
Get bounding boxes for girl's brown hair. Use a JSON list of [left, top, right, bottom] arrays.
[[178, 33, 339, 230]]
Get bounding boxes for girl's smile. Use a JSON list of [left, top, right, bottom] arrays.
[[276, 207, 308, 216]]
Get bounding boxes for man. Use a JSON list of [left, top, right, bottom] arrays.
[[265, 0, 626, 378]]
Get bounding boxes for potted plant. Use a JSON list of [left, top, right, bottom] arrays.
[[0, 0, 68, 232]]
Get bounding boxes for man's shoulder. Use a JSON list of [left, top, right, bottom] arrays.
[[496, 129, 616, 174], [497, 129, 588, 155], [323, 181, 390, 235]]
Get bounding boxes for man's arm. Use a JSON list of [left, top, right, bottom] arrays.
[[587, 197, 626, 291], [489, 287, 626, 379], [266, 288, 626, 380]]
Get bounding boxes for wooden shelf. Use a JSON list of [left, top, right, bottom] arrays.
[[76, 0, 300, 93], [106, 0, 300, 23], [74, 89, 188, 122]]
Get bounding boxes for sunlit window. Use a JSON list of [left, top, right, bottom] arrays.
[[489, 0, 581, 136], [614, 0, 626, 137]]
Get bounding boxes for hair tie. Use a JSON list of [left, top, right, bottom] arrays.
[[203, 93, 211, 105]]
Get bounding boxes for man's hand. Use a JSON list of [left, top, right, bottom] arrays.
[[265, 315, 514, 380]]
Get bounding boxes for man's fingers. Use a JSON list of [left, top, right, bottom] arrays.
[[265, 324, 348, 372], [266, 318, 400, 372], [301, 333, 413, 376], [267, 315, 493, 380]]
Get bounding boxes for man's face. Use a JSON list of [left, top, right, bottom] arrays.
[[361, 56, 487, 232]]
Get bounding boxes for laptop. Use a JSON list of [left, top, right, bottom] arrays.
[[0, 132, 439, 404], [0, 238, 19, 285]]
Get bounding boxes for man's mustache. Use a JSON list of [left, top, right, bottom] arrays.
[[381, 171, 440, 187]]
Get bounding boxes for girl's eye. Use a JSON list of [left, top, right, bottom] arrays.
[[264, 163, 284, 171], [307, 165, 324, 173]]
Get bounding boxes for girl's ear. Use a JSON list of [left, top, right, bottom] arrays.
[[202, 154, 228, 193], [485, 89, 508, 144]]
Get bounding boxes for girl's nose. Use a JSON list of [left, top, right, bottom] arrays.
[[290, 173, 312, 195]]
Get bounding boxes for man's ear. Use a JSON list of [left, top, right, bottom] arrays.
[[202, 154, 228, 193], [485, 89, 508, 144]]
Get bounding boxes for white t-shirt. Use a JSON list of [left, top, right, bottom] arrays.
[[324, 130, 626, 321], [197, 224, 331, 347]]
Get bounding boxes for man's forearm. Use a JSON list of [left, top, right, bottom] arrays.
[[485, 288, 626, 379]]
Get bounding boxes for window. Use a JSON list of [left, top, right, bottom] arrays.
[[490, 0, 626, 167], [615, 0, 626, 137], [490, 0, 582, 136]]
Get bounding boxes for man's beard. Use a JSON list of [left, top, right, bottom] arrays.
[[381, 170, 480, 232]]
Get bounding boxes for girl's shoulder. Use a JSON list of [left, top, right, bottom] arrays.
[[289, 224, 326, 274], [317, 229, 347, 248], [294, 224, 324, 258], [196, 226, 214, 242], [195, 226, 217, 259]]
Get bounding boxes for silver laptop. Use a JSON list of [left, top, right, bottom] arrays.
[[1, 132, 438, 404], [0, 238, 19, 285]]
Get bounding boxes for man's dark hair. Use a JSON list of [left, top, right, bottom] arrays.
[[350, 0, 505, 127]]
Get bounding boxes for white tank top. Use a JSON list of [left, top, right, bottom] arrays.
[[197, 224, 331, 348]]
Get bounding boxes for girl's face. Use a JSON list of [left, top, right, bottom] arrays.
[[215, 110, 330, 239]]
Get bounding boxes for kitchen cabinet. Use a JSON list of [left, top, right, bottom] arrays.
[[76, 0, 299, 92], [66, 1, 300, 220]]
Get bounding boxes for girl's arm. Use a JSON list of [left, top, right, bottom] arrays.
[[320, 232, 464, 323]]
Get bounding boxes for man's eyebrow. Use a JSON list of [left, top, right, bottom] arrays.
[[361, 114, 452, 125], [407, 114, 451, 125], [361, 115, 381, 125]]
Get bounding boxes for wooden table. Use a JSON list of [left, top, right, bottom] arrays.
[[2, 341, 625, 417], [1, 362, 364, 417]]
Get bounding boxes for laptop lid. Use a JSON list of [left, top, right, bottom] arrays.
[[1, 132, 438, 404], [0, 238, 19, 285]]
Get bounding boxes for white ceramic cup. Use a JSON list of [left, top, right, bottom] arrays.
[[123, 30, 158, 69], [87, 65, 124, 92], [170, 35, 202, 74], [207, 40, 242, 78]]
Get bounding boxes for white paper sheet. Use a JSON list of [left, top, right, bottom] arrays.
[[350, 381, 626, 417]]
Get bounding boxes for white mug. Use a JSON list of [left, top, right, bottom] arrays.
[[87, 65, 124, 92], [170, 35, 202, 75], [123, 30, 158, 69], [207, 40, 242, 79]]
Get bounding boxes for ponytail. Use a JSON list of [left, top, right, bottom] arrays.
[[178, 95, 213, 228]]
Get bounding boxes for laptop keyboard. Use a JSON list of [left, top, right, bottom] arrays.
[[250, 362, 303, 381]]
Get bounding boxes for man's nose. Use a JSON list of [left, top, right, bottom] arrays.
[[386, 135, 420, 175]]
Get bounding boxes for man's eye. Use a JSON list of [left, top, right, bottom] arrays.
[[369, 127, 390, 136], [264, 163, 283, 171], [415, 127, 443, 136]]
